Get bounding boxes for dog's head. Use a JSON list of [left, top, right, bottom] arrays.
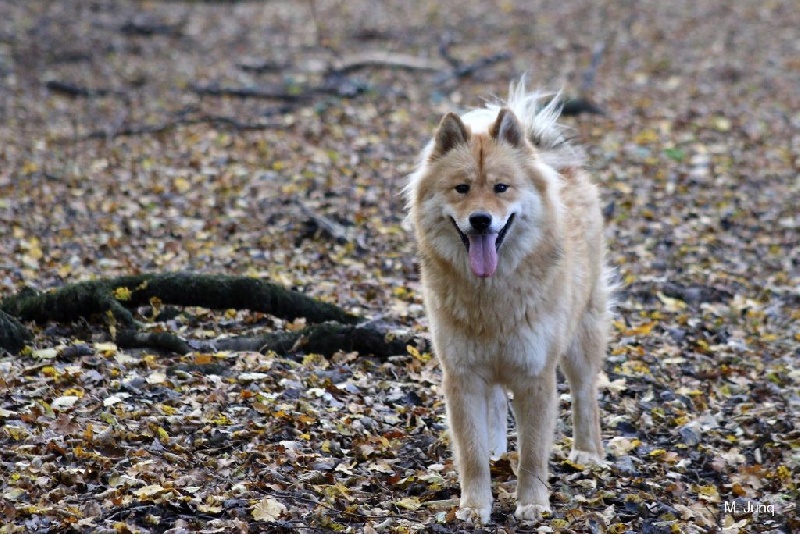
[[408, 108, 560, 278]]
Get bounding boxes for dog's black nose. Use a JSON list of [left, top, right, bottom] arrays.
[[469, 213, 492, 232]]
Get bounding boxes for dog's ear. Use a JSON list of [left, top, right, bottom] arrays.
[[433, 112, 469, 157], [490, 108, 525, 148]]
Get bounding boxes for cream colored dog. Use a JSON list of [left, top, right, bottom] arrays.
[[406, 79, 611, 523]]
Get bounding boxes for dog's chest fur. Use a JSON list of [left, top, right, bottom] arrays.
[[422, 253, 576, 381]]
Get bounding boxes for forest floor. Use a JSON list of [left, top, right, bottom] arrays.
[[1, 1, 798, 532]]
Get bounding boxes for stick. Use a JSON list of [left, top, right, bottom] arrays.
[[433, 52, 513, 85]]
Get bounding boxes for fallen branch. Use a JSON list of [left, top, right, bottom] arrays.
[[190, 83, 313, 102], [0, 273, 425, 359], [237, 60, 290, 73], [0, 310, 31, 354], [118, 321, 421, 360], [191, 75, 368, 101], [1, 273, 359, 327], [437, 33, 462, 69], [580, 40, 607, 94], [433, 52, 512, 85], [120, 19, 183, 37], [560, 97, 605, 116], [330, 52, 445, 75], [45, 80, 124, 98], [0, 274, 419, 359], [298, 202, 352, 245]]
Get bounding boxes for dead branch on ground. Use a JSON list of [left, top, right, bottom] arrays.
[[0, 273, 418, 360]]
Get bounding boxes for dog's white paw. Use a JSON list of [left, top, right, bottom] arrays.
[[568, 449, 607, 467], [514, 503, 551, 521], [455, 505, 491, 524]]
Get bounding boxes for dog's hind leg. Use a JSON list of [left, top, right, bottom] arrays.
[[561, 309, 607, 465], [487, 384, 508, 460]]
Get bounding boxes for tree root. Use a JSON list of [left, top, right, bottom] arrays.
[[115, 321, 419, 360], [2, 273, 359, 328], [0, 273, 419, 361], [0, 310, 31, 354]]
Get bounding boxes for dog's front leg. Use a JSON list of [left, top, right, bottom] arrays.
[[512, 369, 556, 521], [443, 372, 492, 524]]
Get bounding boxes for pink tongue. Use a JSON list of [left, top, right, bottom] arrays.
[[468, 233, 499, 277]]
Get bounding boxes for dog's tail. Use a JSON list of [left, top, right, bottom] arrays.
[[491, 75, 584, 170]]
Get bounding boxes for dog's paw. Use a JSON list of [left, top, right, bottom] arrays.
[[568, 449, 608, 467], [456, 505, 491, 524], [514, 503, 550, 521]]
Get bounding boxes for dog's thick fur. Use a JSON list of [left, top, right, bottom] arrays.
[[406, 79, 611, 523]]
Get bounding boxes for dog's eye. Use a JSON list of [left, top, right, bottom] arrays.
[[494, 183, 509, 193], [454, 184, 470, 194]]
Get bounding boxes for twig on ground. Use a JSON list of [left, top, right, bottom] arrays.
[[330, 52, 445, 75], [433, 52, 513, 85], [298, 202, 352, 245], [120, 19, 183, 37], [237, 60, 291, 73], [437, 33, 461, 68], [45, 80, 125, 98], [581, 40, 607, 94], [190, 83, 313, 102]]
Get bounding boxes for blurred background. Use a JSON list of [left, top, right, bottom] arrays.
[[1, 1, 797, 317]]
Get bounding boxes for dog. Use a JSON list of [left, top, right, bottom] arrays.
[[405, 78, 611, 523]]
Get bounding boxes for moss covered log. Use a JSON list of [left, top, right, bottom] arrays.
[[0, 309, 31, 353], [0, 273, 414, 358], [1, 273, 359, 327]]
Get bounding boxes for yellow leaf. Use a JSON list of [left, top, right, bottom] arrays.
[[607, 436, 640, 456], [149, 296, 162, 318], [619, 360, 651, 376], [395, 497, 422, 511], [197, 503, 222, 513], [94, 342, 118, 357], [694, 484, 720, 502], [407, 344, 432, 362], [194, 353, 214, 365], [657, 292, 687, 311], [252, 497, 286, 521], [562, 458, 587, 471], [114, 287, 132, 301], [623, 322, 655, 336], [63, 388, 85, 398], [21, 161, 39, 175], [134, 484, 165, 498], [634, 129, 659, 145], [713, 117, 731, 132], [173, 176, 191, 193]]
